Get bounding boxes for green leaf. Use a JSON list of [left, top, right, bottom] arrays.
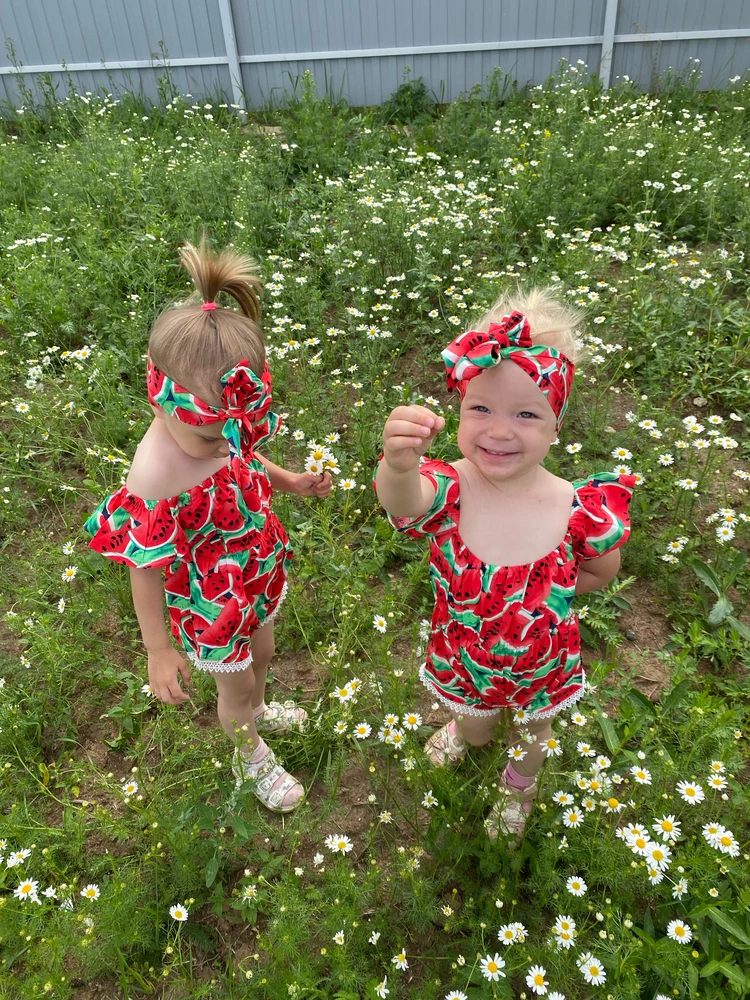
[[589, 697, 619, 755], [231, 815, 252, 840], [611, 595, 632, 610], [688, 961, 699, 996], [660, 678, 692, 716], [643, 907, 655, 940], [726, 615, 750, 642], [625, 688, 657, 715], [205, 854, 219, 888], [690, 558, 722, 598], [708, 595, 733, 625], [718, 961, 748, 989], [700, 959, 722, 978], [707, 908, 750, 947]]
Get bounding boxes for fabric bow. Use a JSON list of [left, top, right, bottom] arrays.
[[146, 358, 281, 467], [441, 311, 575, 429]]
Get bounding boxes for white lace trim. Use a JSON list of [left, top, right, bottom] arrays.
[[265, 580, 289, 623], [186, 581, 288, 674], [189, 652, 253, 673], [419, 663, 587, 721]]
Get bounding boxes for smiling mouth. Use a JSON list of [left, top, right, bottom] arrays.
[[480, 446, 517, 457]]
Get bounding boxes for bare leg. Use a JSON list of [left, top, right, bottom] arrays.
[[212, 665, 259, 752], [452, 710, 502, 747], [250, 621, 308, 732], [250, 620, 274, 710], [507, 717, 553, 778]]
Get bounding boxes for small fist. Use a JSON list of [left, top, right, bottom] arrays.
[[296, 471, 333, 498], [382, 405, 445, 473]]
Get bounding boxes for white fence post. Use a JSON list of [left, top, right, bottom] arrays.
[[217, 0, 244, 109], [599, 0, 620, 89]]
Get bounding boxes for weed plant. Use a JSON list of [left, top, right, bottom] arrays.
[[0, 61, 749, 999]]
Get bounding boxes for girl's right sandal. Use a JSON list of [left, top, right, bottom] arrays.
[[232, 747, 304, 813], [485, 778, 537, 843]]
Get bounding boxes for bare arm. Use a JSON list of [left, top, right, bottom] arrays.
[[375, 405, 444, 517], [129, 566, 191, 704], [575, 549, 621, 595]]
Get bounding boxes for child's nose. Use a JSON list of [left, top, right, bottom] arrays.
[[488, 417, 514, 439]]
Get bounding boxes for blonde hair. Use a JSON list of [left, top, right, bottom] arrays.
[[148, 238, 265, 405], [471, 286, 584, 363]]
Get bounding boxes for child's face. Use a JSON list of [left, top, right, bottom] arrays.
[[456, 361, 558, 482], [152, 407, 230, 460]]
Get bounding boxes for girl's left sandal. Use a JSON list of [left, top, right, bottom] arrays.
[[255, 700, 309, 733]]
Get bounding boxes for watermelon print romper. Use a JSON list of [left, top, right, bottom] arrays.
[[387, 460, 635, 720], [85, 431, 292, 673]]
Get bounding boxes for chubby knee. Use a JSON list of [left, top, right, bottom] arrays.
[[214, 668, 255, 707]]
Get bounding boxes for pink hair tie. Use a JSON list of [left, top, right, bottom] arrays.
[[201, 301, 218, 311]]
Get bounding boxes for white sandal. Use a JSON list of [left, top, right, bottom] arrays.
[[232, 747, 304, 813], [485, 777, 537, 842], [424, 720, 466, 767], [255, 700, 309, 734]]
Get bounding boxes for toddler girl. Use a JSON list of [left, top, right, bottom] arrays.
[[86, 240, 331, 813], [375, 289, 634, 840]]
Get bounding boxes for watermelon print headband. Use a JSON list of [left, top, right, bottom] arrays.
[[442, 311, 575, 429], [146, 357, 280, 458]]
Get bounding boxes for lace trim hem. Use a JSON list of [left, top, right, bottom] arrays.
[[189, 652, 253, 673], [186, 582, 288, 674], [418, 663, 587, 721], [265, 580, 289, 623]]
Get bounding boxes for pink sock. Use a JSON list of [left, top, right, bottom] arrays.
[[504, 760, 536, 790], [253, 701, 268, 720], [248, 736, 268, 764]]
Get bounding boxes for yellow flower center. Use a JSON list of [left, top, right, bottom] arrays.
[[174, 909, 183, 918], [608, 798, 619, 809], [534, 974, 544, 985], [338, 842, 347, 850], [720, 836, 732, 847], [589, 965, 600, 975], [653, 850, 663, 861], [686, 788, 696, 796], [662, 821, 673, 831], [675, 926, 685, 937], [488, 962, 498, 973], [635, 838, 646, 849], [21, 884, 32, 894]]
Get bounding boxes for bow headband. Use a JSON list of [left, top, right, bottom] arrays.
[[146, 356, 281, 461], [441, 312, 575, 428]]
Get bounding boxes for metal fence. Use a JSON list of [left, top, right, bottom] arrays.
[[1, 0, 748, 109]]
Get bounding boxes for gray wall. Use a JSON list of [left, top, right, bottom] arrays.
[[0, 0, 748, 109]]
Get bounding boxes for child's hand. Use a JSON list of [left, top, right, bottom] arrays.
[[147, 646, 192, 705], [294, 471, 334, 498], [382, 405, 445, 473]]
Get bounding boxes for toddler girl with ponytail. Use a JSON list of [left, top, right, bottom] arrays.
[[86, 240, 331, 813]]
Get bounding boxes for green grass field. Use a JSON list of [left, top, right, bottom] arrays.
[[0, 63, 749, 999]]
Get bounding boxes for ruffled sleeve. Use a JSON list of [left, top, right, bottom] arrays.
[[84, 487, 190, 569], [569, 472, 636, 561], [375, 458, 460, 539]]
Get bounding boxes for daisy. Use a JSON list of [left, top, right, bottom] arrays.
[[716, 829, 740, 857], [497, 924, 517, 945], [541, 737, 563, 757], [422, 790, 438, 808], [383, 714, 399, 727], [658, 454, 674, 466], [554, 914, 576, 935], [391, 950, 408, 970], [352, 722, 371, 739], [373, 614, 387, 633], [611, 446, 632, 459], [666, 919, 692, 944], [6, 848, 31, 867], [647, 866, 665, 885], [328, 835, 353, 854], [602, 796, 625, 814], [625, 831, 651, 855], [508, 745, 528, 761], [444, 993, 468, 1000], [570, 712, 587, 726], [480, 953, 506, 981], [121, 780, 138, 796], [702, 822, 724, 848], [652, 815, 681, 841], [332, 683, 355, 703], [80, 884, 100, 900], [566, 875, 587, 896], [13, 879, 39, 902], [676, 780, 705, 804], [709, 760, 725, 773], [402, 711, 422, 730], [707, 774, 727, 790], [334, 720, 347, 734], [375, 979, 389, 999], [552, 791, 574, 806], [646, 842, 672, 870], [169, 903, 188, 921], [577, 742, 596, 757], [672, 878, 688, 900], [580, 956, 607, 985], [677, 478, 698, 491], [563, 808, 584, 829], [333, 930, 345, 945], [630, 765, 651, 785], [61, 566, 78, 582], [526, 964, 548, 994]]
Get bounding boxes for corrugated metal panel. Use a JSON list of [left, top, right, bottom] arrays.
[[0, 0, 748, 109]]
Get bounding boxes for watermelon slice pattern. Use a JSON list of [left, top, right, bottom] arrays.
[[85, 449, 292, 669], [380, 459, 635, 718]]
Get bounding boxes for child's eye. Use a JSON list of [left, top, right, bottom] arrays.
[[518, 411, 538, 419], [472, 405, 490, 413]]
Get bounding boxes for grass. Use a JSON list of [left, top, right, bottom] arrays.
[[0, 62, 749, 999]]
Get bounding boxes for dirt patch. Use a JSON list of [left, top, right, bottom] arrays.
[[616, 578, 675, 700], [72, 980, 124, 999], [269, 651, 326, 696]]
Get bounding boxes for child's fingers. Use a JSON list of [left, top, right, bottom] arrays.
[[177, 659, 191, 686]]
